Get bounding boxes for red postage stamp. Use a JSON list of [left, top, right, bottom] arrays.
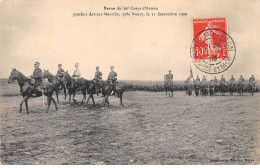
[[190, 18, 236, 74]]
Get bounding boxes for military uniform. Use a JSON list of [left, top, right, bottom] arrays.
[[95, 71, 102, 80], [249, 76, 255, 83], [57, 68, 65, 76], [202, 77, 207, 82], [108, 71, 117, 80], [239, 77, 245, 83], [166, 73, 173, 85], [32, 68, 42, 87], [229, 77, 235, 83], [249, 76, 256, 87], [196, 77, 200, 82], [167, 74, 173, 80], [72, 68, 81, 80], [221, 77, 225, 83], [213, 78, 218, 84]]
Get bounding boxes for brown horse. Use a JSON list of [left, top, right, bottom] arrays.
[[62, 71, 89, 104], [7, 68, 58, 114], [42, 70, 67, 102], [101, 79, 125, 107]]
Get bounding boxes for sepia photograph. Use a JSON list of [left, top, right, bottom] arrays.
[[0, 0, 260, 165]]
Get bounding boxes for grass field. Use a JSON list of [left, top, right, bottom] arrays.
[[0, 79, 260, 164]]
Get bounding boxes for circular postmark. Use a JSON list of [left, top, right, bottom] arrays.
[[190, 28, 236, 74]]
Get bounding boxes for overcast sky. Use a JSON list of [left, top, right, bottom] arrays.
[[0, 0, 260, 81]]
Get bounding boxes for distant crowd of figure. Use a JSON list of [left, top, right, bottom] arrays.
[[185, 75, 256, 86], [183, 75, 256, 96]]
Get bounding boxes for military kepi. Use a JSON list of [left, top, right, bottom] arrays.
[[34, 62, 40, 65]]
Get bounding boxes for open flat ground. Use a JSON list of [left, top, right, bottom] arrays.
[[0, 79, 260, 164]]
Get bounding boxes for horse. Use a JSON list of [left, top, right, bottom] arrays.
[[164, 80, 174, 98], [220, 82, 228, 95], [200, 83, 208, 96], [185, 84, 192, 96], [209, 83, 214, 97], [62, 71, 88, 104], [7, 68, 58, 114], [194, 82, 200, 97], [101, 79, 125, 107], [228, 82, 237, 96], [213, 83, 221, 95], [237, 82, 245, 96], [83, 79, 98, 106], [247, 83, 254, 96], [42, 70, 67, 102]]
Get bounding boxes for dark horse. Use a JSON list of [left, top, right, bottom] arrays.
[[83, 79, 99, 106], [8, 68, 58, 114], [209, 83, 214, 97], [42, 70, 67, 102], [228, 82, 237, 96], [247, 82, 254, 96], [101, 79, 125, 107], [220, 82, 228, 95], [62, 71, 89, 104], [194, 82, 200, 97], [237, 82, 245, 96], [200, 83, 208, 96], [164, 78, 174, 98]]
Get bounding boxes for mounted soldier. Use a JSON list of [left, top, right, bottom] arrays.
[[239, 75, 245, 83], [166, 70, 173, 85], [196, 76, 200, 82], [220, 75, 225, 83], [213, 76, 218, 84], [94, 66, 103, 93], [31, 62, 43, 97], [249, 75, 256, 87], [56, 64, 65, 81], [229, 75, 235, 83], [164, 70, 174, 98], [238, 75, 245, 96], [72, 63, 81, 89], [108, 66, 117, 95], [202, 75, 207, 83]]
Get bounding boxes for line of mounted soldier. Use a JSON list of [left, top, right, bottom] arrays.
[[184, 75, 256, 96], [7, 62, 125, 114]]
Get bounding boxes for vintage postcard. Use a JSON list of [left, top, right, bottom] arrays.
[[0, 0, 260, 165]]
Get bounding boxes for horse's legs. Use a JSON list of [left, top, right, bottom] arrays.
[[91, 94, 95, 107], [82, 90, 86, 104], [120, 92, 124, 106], [19, 96, 28, 113], [72, 91, 76, 103], [69, 93, 72, 104], [56, 89, 59, 103], [86, 94, 91, 105], [106, 96, 109, 107], [63, 86, 67, 100], [51, 96, 58, 111], [25, 97, 29, 114], [103, 95, 108, 107], [46, 97, 51, 113]]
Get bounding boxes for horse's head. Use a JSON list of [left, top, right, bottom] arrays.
[[62, 71, 70, 84], [8, 68, 19, 84], [42, 70, 52, 79]]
